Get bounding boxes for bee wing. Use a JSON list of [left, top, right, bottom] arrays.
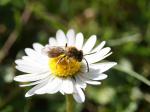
[[42, 45, 65, 57], [41, 45, 50, 55], [49, 47, 65, 57]]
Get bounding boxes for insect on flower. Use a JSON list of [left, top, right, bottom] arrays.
[[14, 29, 117, 103], [44, 43, 90, 72]]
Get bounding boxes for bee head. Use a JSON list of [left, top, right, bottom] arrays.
[[76, 50, 83, 62], [66, 47, 83, 62]]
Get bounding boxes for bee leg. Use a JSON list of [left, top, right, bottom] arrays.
[[66, 57, 71, 71], [83, 57, 89, 72], [56, 55, 66, 69]]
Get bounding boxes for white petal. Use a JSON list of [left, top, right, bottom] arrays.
[[79, 75, 101, 85], [92, 74, 107, 80], [73, 85, 85, 103], [15, 59, 39, 67], [66, 29, 75, 46], [15, 65, 36, 74], [59, 90, 65, 95], [79, 67, 107, 80], [14, 72, 50, 82], [20, 76, 50, 87], [33, 43, 44, 53], [49, 37, 57, 46], [56, 30, 67, 46], [15, 59, 48, 72], [22, 55, 48, 65], [17, 55, 48, 65], [90, 62, 117, 73], [83, 73, 108, 80], [75, 33, 84, 49], [61, 78, 74, 94], [25, 80, 49, 97], [85, 80, 101, 85], [75, 75, 87, 89], [25, 48, 37, 57], [15, 65, 48, 74], [84, 47, 112, 64], [24, 48, 48, 65], [82, 35, 97, 54], [35, 76, 62, 94], [92, 41, 106, 52]]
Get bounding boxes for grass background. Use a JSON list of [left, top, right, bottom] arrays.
[[0, 0, 150, 112]]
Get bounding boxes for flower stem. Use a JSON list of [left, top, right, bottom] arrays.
[[66, 94, 74, 112]]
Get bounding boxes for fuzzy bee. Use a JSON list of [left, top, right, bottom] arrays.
[[44, 44, 90, 72]]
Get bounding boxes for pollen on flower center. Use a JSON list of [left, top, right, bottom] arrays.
[[48, 55, 81, 77]]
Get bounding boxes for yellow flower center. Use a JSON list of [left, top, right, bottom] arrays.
[[49, 55, 81, 78]]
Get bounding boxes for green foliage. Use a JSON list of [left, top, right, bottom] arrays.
[[0, 0, 150, 112]]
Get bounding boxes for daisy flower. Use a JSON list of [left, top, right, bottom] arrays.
[[14, 29, 117, 103]]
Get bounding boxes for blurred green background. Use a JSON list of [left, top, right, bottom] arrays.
[[0, 0, 150, 112]]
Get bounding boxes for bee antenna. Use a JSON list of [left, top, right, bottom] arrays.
[[83, 57, 89, 72]]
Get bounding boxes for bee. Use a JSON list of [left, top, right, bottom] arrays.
[[46, 44, 89, 72]]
